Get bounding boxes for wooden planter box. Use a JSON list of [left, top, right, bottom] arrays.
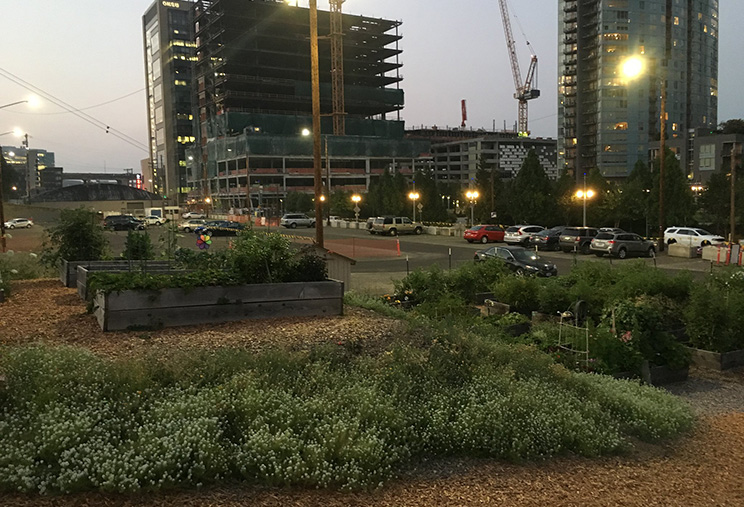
[[76, 266, 192, 300], [614, 362, 689, 386], [60, 260, 173, 288], [93, 280, 344, 331], [686, 346, 744, 371]]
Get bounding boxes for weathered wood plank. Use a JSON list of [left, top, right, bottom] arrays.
[[104, 281, 343, 311], [100, 298, 343, 331]]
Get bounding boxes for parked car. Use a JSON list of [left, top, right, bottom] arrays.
[[599, 227, 625, 234], [194, 220, 246, 236], [177, 219, 208, 233], [664, 226, 725, 247], [559, 227, 599, 254], [474, 245, 558, 277], [103, 215, 146, 231], [463, 224, 505, 244], [371, 216, 423, 236], [182, 211, 206, 219], [590, 232, 656, 259], [280, 213, 315, 229], [142, 215, 167, 226], [504, 225, 544, 246], [528, 226, 566, 251], [3, 218, 33, 229]]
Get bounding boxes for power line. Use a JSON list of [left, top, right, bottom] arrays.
[[0, 67, 148, 152], [14, 88, 145, 115]]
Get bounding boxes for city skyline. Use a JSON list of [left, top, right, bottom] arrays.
[[1, 0, 742, 174]]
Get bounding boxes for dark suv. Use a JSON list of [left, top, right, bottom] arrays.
[[559, 227, 599, 254], [103, 215, 145, 231]]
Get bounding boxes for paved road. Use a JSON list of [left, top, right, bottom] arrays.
[[270, 224, 719, 294]]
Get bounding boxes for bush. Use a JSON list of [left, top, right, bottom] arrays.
[[0, 342, 694, 494], [490, 275, 542, 315], [40, 208, 108, 266], [684, 270, 744, 352], [122, 230, 155, 260]]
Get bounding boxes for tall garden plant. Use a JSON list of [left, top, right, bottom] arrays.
[[40, 208, 108, 266]]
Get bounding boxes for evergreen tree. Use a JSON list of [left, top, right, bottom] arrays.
[[509, 149, 554, 224], [649, 148, 695, 229]]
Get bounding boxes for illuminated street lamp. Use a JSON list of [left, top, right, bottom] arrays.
[[408, 191, 420, 222], [466, 190, 479, 226], [575, 189, 595, 227], [351, 194, 361, 222]]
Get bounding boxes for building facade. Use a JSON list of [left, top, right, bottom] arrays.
[[142, 0, 196, 199], [185, 0, 427, 212], [407, 129, 558, 183], [558, 0, 718, 180]]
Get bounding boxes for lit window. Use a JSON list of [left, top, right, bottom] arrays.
[[614, 122, 628, 130], [674, 16, 679, 25], [672, 123, 678, 131]]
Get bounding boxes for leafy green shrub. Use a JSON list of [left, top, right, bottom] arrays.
[[490, 275, 542, 315], [40, 208, 108, 266], [684, 270, 744, 352], [0, 342, 694, 494], [605, 295, 689, 370], [122, 230, 155, 260]]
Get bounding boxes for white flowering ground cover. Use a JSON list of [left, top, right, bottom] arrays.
[[0, 329, 694, 495]]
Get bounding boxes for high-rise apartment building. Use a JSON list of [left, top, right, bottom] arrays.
[[558, 0, 718, 180], [142, 0, 196, 199]]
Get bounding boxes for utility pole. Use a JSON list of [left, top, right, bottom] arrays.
[[731, 143, 740, 243], [310, 0, 324, 248], [0, 152, 7, 253], [658, 0, 672, 252]]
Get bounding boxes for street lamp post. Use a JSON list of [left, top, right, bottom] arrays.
[[466, 190, 479, 226], [351, 194, 361, 222], [408, 192, 420, 222], [575, 189, 595, 227], [0, 126, 26, 253]]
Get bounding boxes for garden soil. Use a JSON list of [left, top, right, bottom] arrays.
[[1, 279, 743, 507]]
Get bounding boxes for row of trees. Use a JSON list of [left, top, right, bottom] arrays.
[[272, 146, 743, 238]]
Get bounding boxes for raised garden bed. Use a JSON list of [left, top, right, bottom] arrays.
[[93, 279, 344, 331], [60, 259, 173, 288], [686, 346, 744, 371], [76, 265, 193, 300], [614, 362, 690, 386]]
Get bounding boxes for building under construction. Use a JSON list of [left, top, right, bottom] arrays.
[[187, 0, 429, 211]]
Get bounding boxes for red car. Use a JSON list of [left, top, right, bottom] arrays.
[[463, 225, 505, 244]]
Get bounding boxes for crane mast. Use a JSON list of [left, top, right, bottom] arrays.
[[498, 0, 539, 136], [329, 0, 346, 136]]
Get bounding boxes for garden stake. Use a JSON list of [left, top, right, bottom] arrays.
[[406, 255, 409, 275], [449, 248, 452, 270]]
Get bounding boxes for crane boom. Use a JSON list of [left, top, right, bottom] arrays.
[[497, 0, 539, 136]]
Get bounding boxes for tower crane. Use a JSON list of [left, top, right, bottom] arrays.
[[329, 0, 346, 136], [498, 0, 539, 136]]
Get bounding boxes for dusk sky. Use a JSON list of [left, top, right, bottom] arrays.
[[1, 0, 742, 173]]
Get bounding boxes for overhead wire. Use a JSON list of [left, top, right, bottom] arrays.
[[0, 66, 148, 152], [14, 88, 145, 115]]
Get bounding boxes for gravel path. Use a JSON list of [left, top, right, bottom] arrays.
[[1, 279, 743, 506]]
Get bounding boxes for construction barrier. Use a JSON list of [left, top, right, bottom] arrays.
[[702, 244, 743, 266]]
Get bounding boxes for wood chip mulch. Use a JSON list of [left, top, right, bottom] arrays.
[[1, 279, 743, 506]]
